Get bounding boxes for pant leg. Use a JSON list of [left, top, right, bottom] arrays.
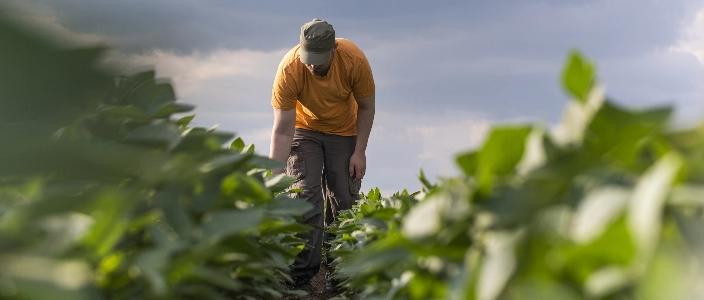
[[321, 133, 360, 267], [286, 129, 325, 279]]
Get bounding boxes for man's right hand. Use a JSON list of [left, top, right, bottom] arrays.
[[269, 108, 296, 174]]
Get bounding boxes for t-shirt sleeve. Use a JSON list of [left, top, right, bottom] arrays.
[[351, 52, 375, 99], [271, 63, 298, 111]]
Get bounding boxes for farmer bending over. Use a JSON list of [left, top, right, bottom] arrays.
[[269, 18, 375, 294]]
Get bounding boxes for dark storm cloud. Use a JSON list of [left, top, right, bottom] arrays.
[[7, 0, 693, 54]]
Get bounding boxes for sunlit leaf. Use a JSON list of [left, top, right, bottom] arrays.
[[230, 137, 246, 152], [562, 50, 595, 103], [551, 84, 605, 147], [176, 114, 195, 128], [635, 247, 689, 300], [477, 231, 520, 300], [628, 153, 683, 256], [475, 125, 532, 194], [572, 186, 630, 244], [456, 151, 479, 176]]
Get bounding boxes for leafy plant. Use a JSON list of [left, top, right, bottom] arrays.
[[0, 15, 309, 300], [327, 188, 419, 298], [328, 51, 704, 300]]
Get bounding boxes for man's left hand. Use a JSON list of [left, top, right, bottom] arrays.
[[349, 151, 366, 181]]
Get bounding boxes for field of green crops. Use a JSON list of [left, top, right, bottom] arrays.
[[2, 13, 704, 300], [323, 53, 704, 300]]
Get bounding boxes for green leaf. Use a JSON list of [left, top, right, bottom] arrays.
[[173, 129, 234, 153], [231, 137, 246, 151], [341, 248, 411, 277], [367, 187, 382, 200], [190, 266, 244, 291], [505, 280, 582, 300], [80, 189, 134, 257], [417, 169, 435, 192], [267, 196, 312, 216], [173, 284, 231, 300], [475, 125, 532, 194], [369, 207, 398, 221], [635, 247, 689, 300], [456, 151, 479, 176], [199, 153, 249, 173], [136, 247, 171, 294], [562, 218, 636, 281], [115, 71, 156, 103], [571, 186, 630, 244], [515, 126, 548, 175], [123, 121, 182, 150], [201, 209, 264, 240], [247, 156, 286, 170], [0, 186, 93, 230], [6, 277, 103, 300], [129, 80, 177, 116], [562, 50, 595, 103], [403, 195, 444, 240], [156, 188, 194, 240], [477, 231, 520, 300], [667, 122, 704, 152], [191, 175, 221, 212], [264, 173, 296, 193], [177, 114, 195, 128], [243, 143, 256, 154], [259, 220, 311, 236], [628, 152, 683, 256], [358, 218, 388, 230], [586, 102, 672, 168], [97, 105, 148, 119], [551, 84, 605, 147], [152, 102, 195, 118], [221, 173, 271, 200]]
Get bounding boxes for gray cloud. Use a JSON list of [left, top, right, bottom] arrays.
[[2, 0, 702, 192], [6, 0, 695, 54]]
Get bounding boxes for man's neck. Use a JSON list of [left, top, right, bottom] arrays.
[[319, 51, 334, 77]]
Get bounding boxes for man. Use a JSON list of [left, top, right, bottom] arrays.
[[269, 18, 375, 293]]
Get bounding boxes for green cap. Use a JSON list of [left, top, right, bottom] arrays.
[[299, 19, 335, 65]]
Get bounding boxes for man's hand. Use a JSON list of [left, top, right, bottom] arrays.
[[351, 92, 374, 182], [269, 108, 296, 175], [349, 151, 366, 181]]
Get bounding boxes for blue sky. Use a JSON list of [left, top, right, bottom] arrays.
[[3, 0, 703, 195]]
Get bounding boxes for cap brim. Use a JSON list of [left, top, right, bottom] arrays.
[[300, 50, 329, 65]]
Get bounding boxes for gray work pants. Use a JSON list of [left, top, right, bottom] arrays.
[[286, 128, 362, 279]]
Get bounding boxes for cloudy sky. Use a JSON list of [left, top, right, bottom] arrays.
[[3, 0, 703, 195]]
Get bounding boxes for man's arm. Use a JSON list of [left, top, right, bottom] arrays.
[[349, 92, 375, 181], [269, 108, 296, 175]]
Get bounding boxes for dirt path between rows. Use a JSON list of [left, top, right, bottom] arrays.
[[281, 266, 339, 300]]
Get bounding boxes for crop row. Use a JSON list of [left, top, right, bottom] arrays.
[[0, 17, 310, 300], [327, 52, 704, 300]]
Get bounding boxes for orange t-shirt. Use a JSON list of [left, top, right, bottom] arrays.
[[271, 38, 375, 136]]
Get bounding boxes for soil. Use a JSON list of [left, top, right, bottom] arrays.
[[281, 266, 341, 300]]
